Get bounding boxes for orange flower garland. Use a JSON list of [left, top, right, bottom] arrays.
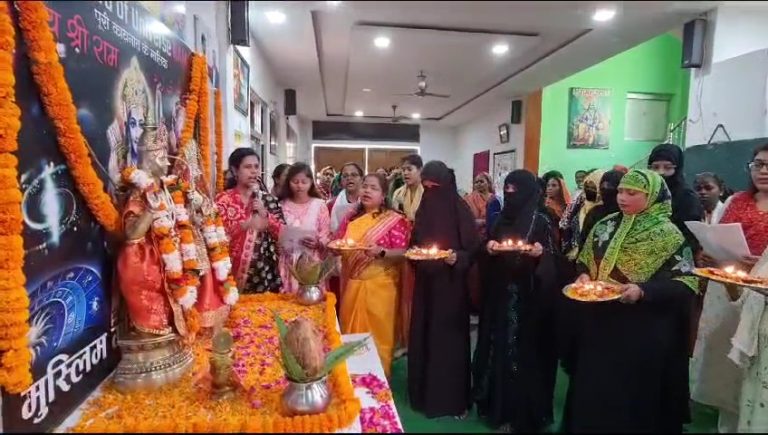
[[178, 54, 203, 155], [197, 58, 212, 187], [69, 293, 361, 433], [214, 89, 224, 193], [16, 1, 121, 235], [0, 1, 32, 395]]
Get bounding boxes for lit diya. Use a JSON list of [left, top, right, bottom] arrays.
[[327, 238, 369, 251], [492, 239, 534, 253], [563, 281, 623, 302], [694, 266, 768, 291], [405, 245, 452, 261]]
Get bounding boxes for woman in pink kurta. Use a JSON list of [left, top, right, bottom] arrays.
[[275, 163, 332, 294]]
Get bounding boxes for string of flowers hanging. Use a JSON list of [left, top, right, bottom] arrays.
[[214, 89, 225, 193], [16, 1, 121, 235], [0, 0, 32, 394]]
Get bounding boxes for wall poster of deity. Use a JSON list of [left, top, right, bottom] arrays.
[[567, 87, 611, 149], [1, 1, 194, 432], [233, 48, 249, 116]]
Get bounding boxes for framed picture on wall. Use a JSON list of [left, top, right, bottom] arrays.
[[233, 49, 249, 115], [498, 123, 510, 144], [567, 87, 611, 149], [492, 150, 516, 195], [269, 110, 278, 156]]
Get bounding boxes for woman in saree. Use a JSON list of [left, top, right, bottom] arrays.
[[332, 173, 410, 377], [542, 170, 571, 219], [215, 148, 284, 293], [408, 161, 481, 419], [473, 170, 561, 432], [565, 169, 699, 432], [464, 172, 494, 312]]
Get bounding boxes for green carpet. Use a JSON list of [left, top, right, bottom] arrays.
[[389, 357, 718, 433]]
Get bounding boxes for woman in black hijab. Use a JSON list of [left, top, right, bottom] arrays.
[[473, 170, 561, 432], [648, 143, 703, 248], [579, 169, 625, 247], [408, 161, 481, 419]]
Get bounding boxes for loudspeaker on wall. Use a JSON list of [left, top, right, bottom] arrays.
[[682, 18, 706, 69], [285, 89, 297, 116], [230, 1, 250, 47], [510, 99, 523, 124]]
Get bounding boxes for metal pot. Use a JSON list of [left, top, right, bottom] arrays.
[[281, 376, 331, 416], [296, 284, 325, 306]]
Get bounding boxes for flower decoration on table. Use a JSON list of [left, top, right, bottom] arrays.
[[563, 280, 623, 302], [16, 1, 121, 234], [351, 374, 402, 433], [0, 1, 32, 394], [404, 245, 451, 261], [69, 293, 361, 433]]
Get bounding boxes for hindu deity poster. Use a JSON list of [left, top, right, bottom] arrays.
[[567, 87, 611, 149], [2, 1, 193, 431]]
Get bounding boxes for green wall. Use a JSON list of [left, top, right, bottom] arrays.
[[539, 34, 690, 191]]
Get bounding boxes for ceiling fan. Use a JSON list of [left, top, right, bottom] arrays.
[[394, 70, 451, 99], [390, 105, 409, 123]]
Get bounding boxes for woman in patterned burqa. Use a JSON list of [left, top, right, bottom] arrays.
[[472, 169, 561, 433]]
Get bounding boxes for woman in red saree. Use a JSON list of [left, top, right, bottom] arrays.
[[215, 149, 284, 293], [332, 173, 410, 377]]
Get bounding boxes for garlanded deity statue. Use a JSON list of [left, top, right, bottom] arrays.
[[172, 135, 239, 329], [117, 124, 191, 339], [108, 56, 151, 191]]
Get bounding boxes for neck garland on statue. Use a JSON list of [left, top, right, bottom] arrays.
[[122, 168, 239, 308]]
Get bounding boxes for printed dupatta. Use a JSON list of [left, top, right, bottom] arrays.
[[578, 169, 697, 291]]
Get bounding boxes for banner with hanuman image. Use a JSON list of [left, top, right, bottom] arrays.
[[1, 1, 193, 432]]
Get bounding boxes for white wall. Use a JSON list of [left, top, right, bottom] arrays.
[[686, 4, 768, 146], [453, 98, 526, 192], [181, 2, 309, 180]]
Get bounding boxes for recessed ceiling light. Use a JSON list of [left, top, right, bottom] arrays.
[[327, 1, 342, 5], [592, 8, 616, 22], [411, 113, 421, 119], [374, 36, 391, 49], [362, 88, 372, 92], [491, 43, 509, 55], [354, 110, 364, 117], [265, 10, 286, 24]]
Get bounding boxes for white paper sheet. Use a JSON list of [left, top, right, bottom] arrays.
[[278, 225, 317, 252], [685, 221, 751, 263]]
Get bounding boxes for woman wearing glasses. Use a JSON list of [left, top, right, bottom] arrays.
[[693, 143, 768, 432]]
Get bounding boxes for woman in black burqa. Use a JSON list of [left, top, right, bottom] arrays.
[[408, 161, 481, 419], [472, 170, 561, 432]]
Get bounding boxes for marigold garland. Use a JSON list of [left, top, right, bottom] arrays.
[[178, 54, 203, 154], [69, 293, 361, 433], [197, 58, 212, 187], [214, 89, 224, 193], [0, 1, 32, 395], [16, 1, 120, 234]]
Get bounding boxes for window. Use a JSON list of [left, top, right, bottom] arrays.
[[624, 92, 672, 142]]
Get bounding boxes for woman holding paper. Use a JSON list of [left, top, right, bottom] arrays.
[[692, 145, 768, 432], [565, 169, 699, 433], [333, 173, 410, 377], [276, 163, 332, 294]]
